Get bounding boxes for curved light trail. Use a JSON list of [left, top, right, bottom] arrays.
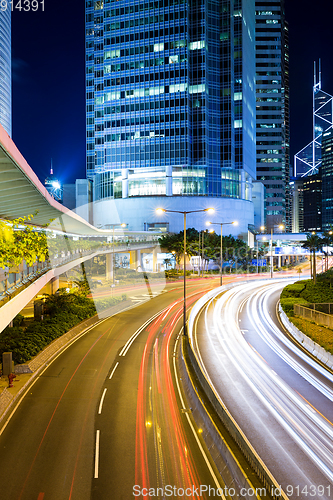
[[189, 279, 333, 497]]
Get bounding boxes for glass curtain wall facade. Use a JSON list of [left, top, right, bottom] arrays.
[[86, 0, 255, 209], [255, 0, 290, 231], [321, 129, 333, 231], [0, 7, 11, 136]]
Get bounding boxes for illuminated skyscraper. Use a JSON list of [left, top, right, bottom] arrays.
[[294, 62, 333, 179], [255, 0, 290, 231], [0, 7, 11, 136], [86, 0, 256, 233]]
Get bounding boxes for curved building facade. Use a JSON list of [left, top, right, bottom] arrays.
[[0, 7, 11, 136]]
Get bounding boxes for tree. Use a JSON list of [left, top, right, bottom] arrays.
[[0, 215, 49, 287], [321, 229, 333, 272], [301, 233, 323, 284], [159, 229, 249, 273]]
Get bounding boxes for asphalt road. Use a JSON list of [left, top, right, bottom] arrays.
[[192, 279, 333, 500], [0, 279, 227, 500]]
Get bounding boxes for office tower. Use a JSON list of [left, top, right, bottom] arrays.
[[294, 63, 333, 179], [290, 178, 304, 233], [86, 0, 256, 233], [255, 0, 290, 231], [45, 165, 63, 203], [302, 172, 322, 232], [0, 7, 11, 136], [321, 129, 333, 231]]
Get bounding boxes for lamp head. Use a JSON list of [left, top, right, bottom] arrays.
[[278, 224, 284, 230], [120, 223, 127, 227], [205, 208, 215, 214], [232, 221, 238, 226], [206, 221, 212, 226], [260, 226, 265, 232], [156, 208, 166, 215]]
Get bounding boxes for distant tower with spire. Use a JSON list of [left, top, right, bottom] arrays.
[[294, 60, 333, 178], [45, 160, 63, 202]]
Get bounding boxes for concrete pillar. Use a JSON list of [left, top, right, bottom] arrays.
[[129, 250, 137, 270], [153, 247, 158, 272], [136, 249, 142, 270], [278, 255, 281, 268], [50, 277, 59, 294], [122, 168, 129, 198], [166, 165, 172, 196], [106, 253, 113, 281]]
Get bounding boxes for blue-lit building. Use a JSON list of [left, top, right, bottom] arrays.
[[0, 7, 11, 136], [255, 0, 290, 231], [86, 0, 256, 234]]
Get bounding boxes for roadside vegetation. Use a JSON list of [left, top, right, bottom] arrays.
[[0, 286, 127, 366], [280, 269, 333, 355]]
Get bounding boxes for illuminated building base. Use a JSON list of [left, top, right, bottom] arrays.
[[93, 196, 254, 238]]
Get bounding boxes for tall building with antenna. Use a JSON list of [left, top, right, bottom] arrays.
[[0, 6, 11, 136], [294, 60, 333, 178], [291, 61, 333, 232], [45, 161, 63, 203]]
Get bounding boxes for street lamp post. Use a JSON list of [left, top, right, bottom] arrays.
[[109, 223, 127, 285], [260, 224, 283, 278], [156, 207, 214, 335], [207, 221, 238, 286]]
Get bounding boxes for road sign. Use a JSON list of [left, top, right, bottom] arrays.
[[252, 259, 266, 266]]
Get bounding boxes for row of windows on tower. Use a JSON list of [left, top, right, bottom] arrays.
[[86, 0, 186, 11], [86, 24, 187, 41], [86, 99, 194, 116]]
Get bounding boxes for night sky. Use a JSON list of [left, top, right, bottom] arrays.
[[10, 0, 333, 185]]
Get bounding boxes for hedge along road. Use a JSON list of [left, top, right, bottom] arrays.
[[0, 278, 225, 500]]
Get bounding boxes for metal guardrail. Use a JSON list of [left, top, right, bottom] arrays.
[[185, 334, 287, 500], [294, 303, 333, 329], [0, 241, 157, 303]]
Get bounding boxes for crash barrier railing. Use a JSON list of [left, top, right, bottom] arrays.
[[294, 303, 333, 329], [0, 241, 157, 303]]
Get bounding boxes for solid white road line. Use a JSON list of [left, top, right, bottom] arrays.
[[94, 430, 100, 478], [98, 389, 107, 415]]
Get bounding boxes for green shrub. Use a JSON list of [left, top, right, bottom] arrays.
[[0, 290, 98, 364], [280, 297, 309, 316], [280, 282, 306, 298], [299, 281, 333, 303]]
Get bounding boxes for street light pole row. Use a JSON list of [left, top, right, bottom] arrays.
[[207, 220, 238, 286], [156, 207, 214, 335]]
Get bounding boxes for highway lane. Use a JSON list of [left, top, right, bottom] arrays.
[[92, 288, 227, 500], [0, 279, 227, 500], [191, 279, 333, 500]]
